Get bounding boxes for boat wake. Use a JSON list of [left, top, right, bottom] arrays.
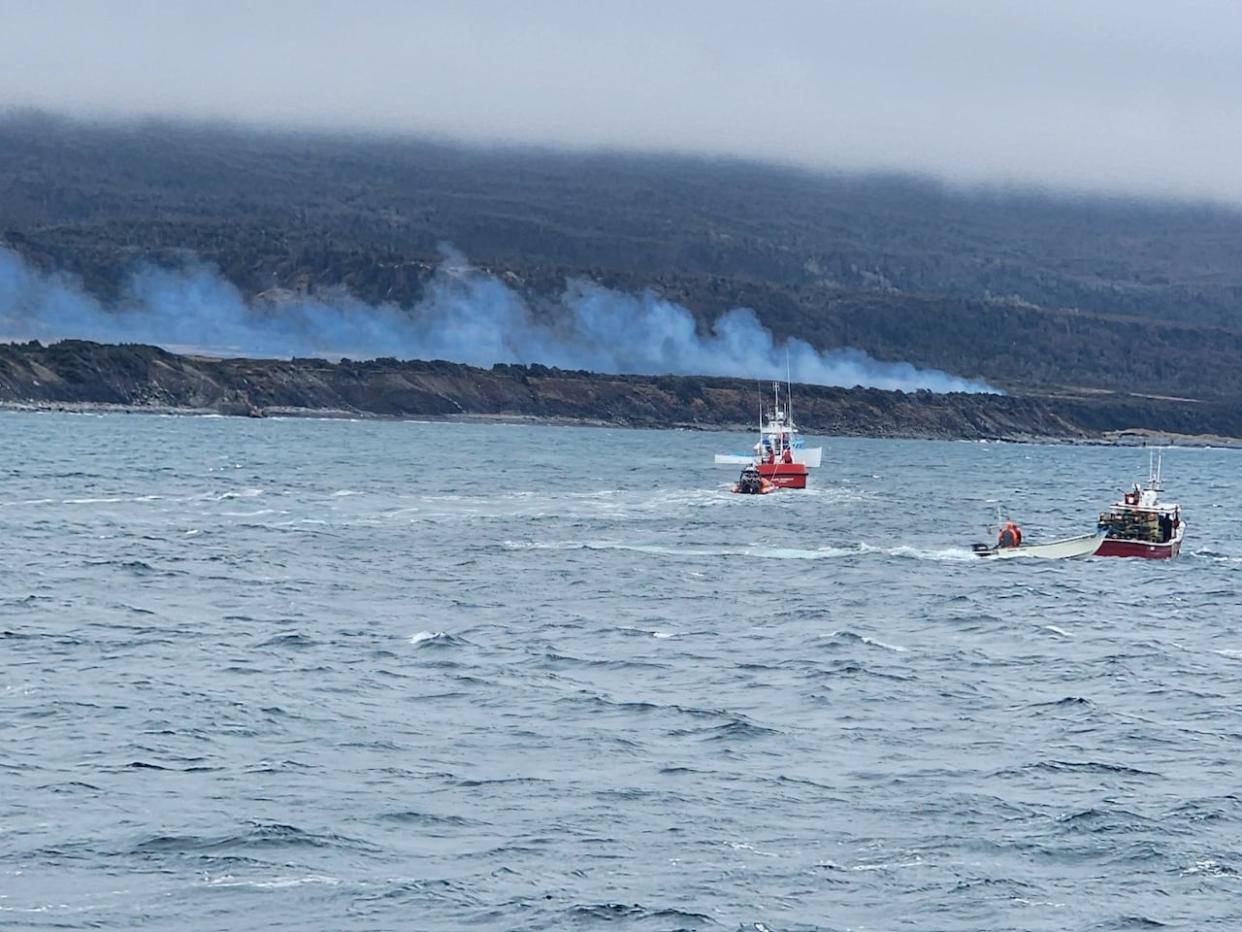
[[1191, 548, 1242, 564], [860, 543, 979, 563], [501, 539, 977, 563], [500, 540, 853, 559]]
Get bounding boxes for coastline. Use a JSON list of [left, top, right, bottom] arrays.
[[4, 397, 1240, 449], [4, 340, 1242, 447]]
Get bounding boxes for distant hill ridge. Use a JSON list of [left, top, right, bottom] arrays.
[[3, 111, 1242, 400]]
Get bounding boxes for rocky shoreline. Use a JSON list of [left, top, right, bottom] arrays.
[[2, 340, 1241, 446]]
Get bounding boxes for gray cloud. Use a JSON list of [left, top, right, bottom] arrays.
[[2, 1, 1241, 201]]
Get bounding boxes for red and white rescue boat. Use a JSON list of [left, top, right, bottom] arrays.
[[715, 382, 822, 490], [1096, 455, 1184, 559]]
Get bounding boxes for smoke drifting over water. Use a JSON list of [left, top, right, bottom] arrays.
[[0, 247, 995, 393]]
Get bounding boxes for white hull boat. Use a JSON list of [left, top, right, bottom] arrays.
[[972, 530, 1107, 560], [714, 447, 822, 468]]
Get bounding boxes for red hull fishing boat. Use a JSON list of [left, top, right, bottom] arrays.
[[715, 382, 822, 490], [1096, 455, 1184, 559]]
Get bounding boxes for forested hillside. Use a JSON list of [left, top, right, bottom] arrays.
[[4, 111, 1242, 400]]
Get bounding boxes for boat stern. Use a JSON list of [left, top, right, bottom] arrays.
[[758, 462, 808, 489]]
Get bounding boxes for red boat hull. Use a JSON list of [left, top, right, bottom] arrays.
[[1095, 537, 1181, 559], [758, 462, 808, 489]]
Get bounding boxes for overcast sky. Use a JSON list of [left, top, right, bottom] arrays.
[[4, 0, 1241, 202]]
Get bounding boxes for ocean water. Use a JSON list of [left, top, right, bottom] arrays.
[[2, 411, 1241, 931]]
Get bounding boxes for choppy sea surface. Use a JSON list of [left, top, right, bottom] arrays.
[[3, 411, 1241, 931]]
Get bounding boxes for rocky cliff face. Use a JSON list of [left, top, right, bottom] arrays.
[[2, 340, 1240, 442]]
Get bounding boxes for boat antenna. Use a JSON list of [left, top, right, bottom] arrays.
[[773, 379, 783, 457], [754, 379, 764, 453], [786, 349, 794, 428]]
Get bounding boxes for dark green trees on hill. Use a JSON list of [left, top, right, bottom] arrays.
[[3, 112, 1242, 400]]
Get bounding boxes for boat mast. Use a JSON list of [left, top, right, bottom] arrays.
[[1146, 449, 1164, 491], [771, 381, 778, 457], [785, 350, 794, 432], [757, 381, 764, 461]]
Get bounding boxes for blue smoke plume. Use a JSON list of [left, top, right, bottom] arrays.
[[0, 246, 996, 393]]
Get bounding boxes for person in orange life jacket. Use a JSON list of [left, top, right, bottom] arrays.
[[782, 447, 793, 464], [997, 521, 1022, 549]]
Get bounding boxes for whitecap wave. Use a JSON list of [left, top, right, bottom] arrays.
[[825, 630, 908, 652], [61, 494, 162, 505], [618, 625, 679, 639], [205, 874, 342, 889], [860, 635, 907, 652], [410, 630, 447, 645]]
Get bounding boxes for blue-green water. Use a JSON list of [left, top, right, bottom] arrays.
[[2, 411, 1240, 930]]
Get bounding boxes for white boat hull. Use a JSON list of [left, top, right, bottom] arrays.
[[974, 531, 1107, 560], [798, 447, 822, 468], [714, 447, 821, 467]]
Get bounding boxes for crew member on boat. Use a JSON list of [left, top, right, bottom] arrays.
[[998, 521, 1023, 549]]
